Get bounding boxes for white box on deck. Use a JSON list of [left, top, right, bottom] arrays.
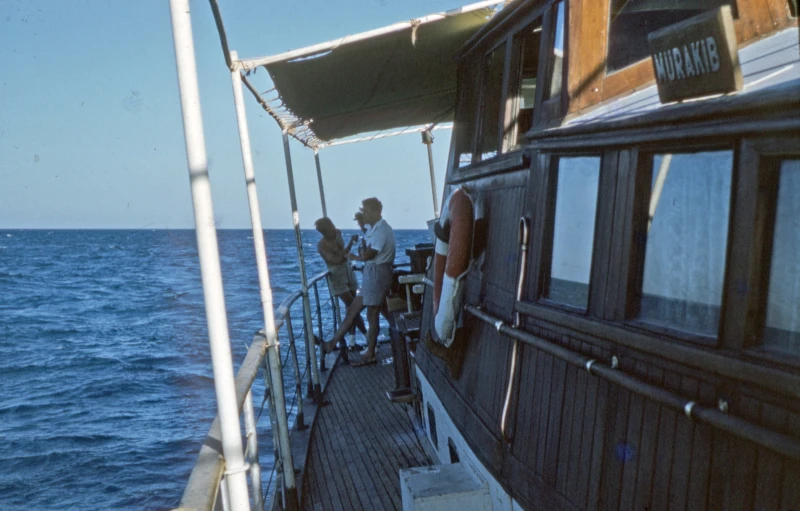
[[400, 463, 491, 511]]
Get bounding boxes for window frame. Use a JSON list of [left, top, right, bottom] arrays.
[[534, 0, 568, 127], [533, 152, 604, 314], [728, 137, 800, 368], [449, 0, 565, 174], [472, 39, 511, 164], [623, 144, 738, 346]]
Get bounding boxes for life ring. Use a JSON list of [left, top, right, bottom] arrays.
[[432, 188, 474, 345]]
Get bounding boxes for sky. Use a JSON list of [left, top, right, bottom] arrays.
[[0, 0, 462, 229]]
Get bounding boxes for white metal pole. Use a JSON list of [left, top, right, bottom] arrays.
[[229, 53, 299, 510], [282, 131, 323, 400], [242, 390, 264, 511], [168, 2, 250, 510], [314, 150, 327, 218], [423, 130, 440, 218]]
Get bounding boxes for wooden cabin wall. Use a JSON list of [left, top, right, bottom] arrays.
[[419, 137, 800, 510], [417, 168, 529, 474], [566, 0, 798, 115], [499, 315, 800, 511]]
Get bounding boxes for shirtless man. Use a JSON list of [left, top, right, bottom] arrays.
[[314, 217, 366, 339]]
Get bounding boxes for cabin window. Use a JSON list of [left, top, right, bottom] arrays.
[[476, 45, 506, 161], [789, 0, 798, 17], [455, 66, 480, 168], [606, 0, 735, 72], [636, 151, 733, 337], [762, 159, 800, 357], [545, 156, 601, 309], [544, 1, 566, 101], [510, 19, 543, 147]]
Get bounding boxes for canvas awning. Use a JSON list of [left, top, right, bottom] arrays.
[[238, 1, 500, 146]]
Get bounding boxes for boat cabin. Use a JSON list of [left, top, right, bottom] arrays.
[[415, 0, 800, 509]]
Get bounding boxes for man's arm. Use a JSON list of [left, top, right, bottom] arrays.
[[349, 246, 377, 262]]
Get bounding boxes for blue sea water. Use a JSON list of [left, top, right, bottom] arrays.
[[0, 229, 430, 510]]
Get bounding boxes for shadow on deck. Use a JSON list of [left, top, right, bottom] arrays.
[[301, 344, 433, 510]]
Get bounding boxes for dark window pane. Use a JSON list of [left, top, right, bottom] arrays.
[[512, 20, 542, 147], [454, 66, 479, 168], [789, 0, 798, 17], [638, 151, 733, 336], [546, 156, 601, 309], [477, 46, 505, 160], [544, 1, 565, 100], [607, 0, 734, 72], [763, 160, 800, 357]]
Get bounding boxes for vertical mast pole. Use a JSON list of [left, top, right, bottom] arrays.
[[314, 149, 328, 218], [282, 130, 323, 401], [422, 130, 439, 218], [229, 53, 299, 510], [168, 3, 250, 510]]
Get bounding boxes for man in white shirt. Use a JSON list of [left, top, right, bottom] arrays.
[[324, 197, 395, 365]]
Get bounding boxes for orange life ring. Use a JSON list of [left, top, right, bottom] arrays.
[[432, 188, 473, 345]]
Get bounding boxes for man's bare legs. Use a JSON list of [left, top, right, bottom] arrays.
[[362, 306, 381, 360], [323, 295, 364, 353], [338, 291, 366, 336]]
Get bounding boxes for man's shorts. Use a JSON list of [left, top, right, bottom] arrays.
[[361, 263, 393, 307], [327, 263, 358, 296]]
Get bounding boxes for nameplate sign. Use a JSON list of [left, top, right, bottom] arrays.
[[648, 6, 742, 103]]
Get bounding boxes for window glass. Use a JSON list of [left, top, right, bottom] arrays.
[[546, 156, 601, 309], [544, 1, 565, 100], [789, 0, 798, 17], [638, 151, 733, 336], [606, 0, 734, 72], [476, 46, 505, 161], [763, 160, 800, 357], [511, 20, 542, 147]]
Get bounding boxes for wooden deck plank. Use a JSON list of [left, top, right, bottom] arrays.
[[324, 364, 402, 510], [302, 344, 432, 511]]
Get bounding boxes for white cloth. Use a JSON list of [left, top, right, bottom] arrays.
[[364, 218, 396, 266]]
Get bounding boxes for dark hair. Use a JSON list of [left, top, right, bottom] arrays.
[[314, 217, 336, 237], [361, 197, 382, 214]]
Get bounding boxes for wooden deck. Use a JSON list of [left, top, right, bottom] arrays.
[[301, 343, 433, 510]]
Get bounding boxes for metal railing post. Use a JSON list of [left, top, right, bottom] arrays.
[[168, 4, 251, 510], [314, 149, 327, 218], [220, 477, 232, 511], [283, 312, 306, 430], [229, 51, 298, 510], [243, 390, 264, 511], [327, 276, 348, 365], [281, 130, 323, 402], [261, 357, 285, 510], [313, 282, 327, 372]]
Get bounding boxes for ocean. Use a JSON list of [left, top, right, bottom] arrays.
[[0, 228, 430, 510]]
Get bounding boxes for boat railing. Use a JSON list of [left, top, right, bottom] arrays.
[[175, 269, 341, 511]]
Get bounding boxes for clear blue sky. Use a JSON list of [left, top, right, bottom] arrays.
[[0, 0, 459, 229]]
